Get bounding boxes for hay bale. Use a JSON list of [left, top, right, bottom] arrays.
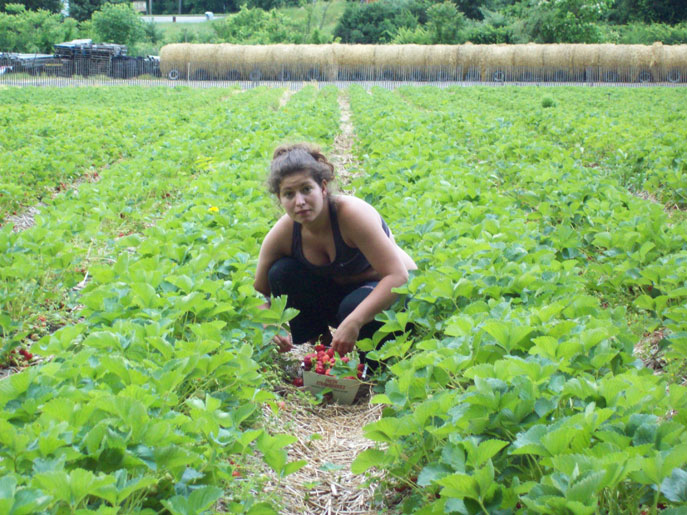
[[512, 43, 543, 67], [650, 41, 664, 69], [159, 43, 191, 77], [216, 44, 247, 78], [188, 43, 219, 79], [457, 43, 483, 79], [571, 44, 600, 68], [598, 43, 628, 68], [243, 45, 278, 79], [663, 44, 687, 82], [332, 44, 375, 79], [427, 45, 460, 80]]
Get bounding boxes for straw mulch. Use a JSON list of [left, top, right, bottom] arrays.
[[258, 343, 386, 514], [6, 205, 43, 232], [330, 91, 360, 187], [6, 169, 102, 233]]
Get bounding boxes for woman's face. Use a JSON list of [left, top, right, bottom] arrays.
[[278, 171, 327, 224]]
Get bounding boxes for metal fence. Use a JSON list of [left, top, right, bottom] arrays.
[[1, 57, 686, 88]]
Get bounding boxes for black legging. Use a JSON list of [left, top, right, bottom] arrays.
[[267, 256, 383, 346]]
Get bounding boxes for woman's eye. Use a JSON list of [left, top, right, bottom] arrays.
[[302, 187, 311, 193]]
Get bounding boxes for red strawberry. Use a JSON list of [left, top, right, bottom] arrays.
[[341, 356, 350, 363], [315, 365, 325, 375], [357, 363, 365, 371], [314, 344, 326, 352], [232, 470, 241, 477], [357, 372, 363, 379], [326, 348, 335, 358], [292, 377, 303, 387], [324, 369, 332, 376]]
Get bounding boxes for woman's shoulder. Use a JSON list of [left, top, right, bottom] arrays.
[[264, 214, 295, 252], [333, 195, 383, 230], [333, 194, 379, 217]]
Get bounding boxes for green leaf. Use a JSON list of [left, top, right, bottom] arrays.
[[351, 449, 387, 474], [436, 473, 479, 500], [418, 464, 452, 487], [661, 468, 687, 502]]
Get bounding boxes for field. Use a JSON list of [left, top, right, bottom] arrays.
[[1, 84, 687, 514]]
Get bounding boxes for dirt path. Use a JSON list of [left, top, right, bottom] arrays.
[[257, 90, 386, 514], [329, 91, 361, 188], [260, 346, 385, 514]]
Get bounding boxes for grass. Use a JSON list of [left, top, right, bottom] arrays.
[[148, 0, 347, 51]]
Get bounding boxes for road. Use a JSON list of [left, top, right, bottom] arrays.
[[142, 15, 221, 23]]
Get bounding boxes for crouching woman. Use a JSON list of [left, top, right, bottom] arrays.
[[253, 143, 416, 357]]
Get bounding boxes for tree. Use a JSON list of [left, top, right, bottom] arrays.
[[0, 4, 76, 52], [523, 0, 612, 43], [90, 2, 145, 47], [0, 0, 62, 13], [426, 1, 465, 43], [610, 0, 687, 24], [68, 0, 126, 22]]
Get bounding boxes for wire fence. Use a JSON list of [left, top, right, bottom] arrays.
[[1, 57, 686, 89]]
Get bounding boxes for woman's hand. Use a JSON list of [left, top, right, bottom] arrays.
[[274, 333, 293, 353], [331, 319, 361, 356]]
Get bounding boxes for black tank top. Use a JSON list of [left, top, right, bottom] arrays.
[[291, 200, 391, 277]]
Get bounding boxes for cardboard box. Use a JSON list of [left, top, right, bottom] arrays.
[[302, 367, 366, 404]]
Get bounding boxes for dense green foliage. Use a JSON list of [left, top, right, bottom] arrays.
[[347, 84, 687, 513], [0, 4, 78, 53], [2, 84, 687, 513], [0, 0, 61, 13], [0, 85, 341, 513], [90, 2, 146, 47]]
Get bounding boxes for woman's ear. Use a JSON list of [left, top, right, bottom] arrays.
[[321, 179, 328, 197]]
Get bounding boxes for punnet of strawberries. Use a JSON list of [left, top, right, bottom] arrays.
[[301, 344, 365, 379]]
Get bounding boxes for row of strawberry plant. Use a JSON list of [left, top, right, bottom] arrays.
[[1, 85, 342, 513], [347, 85, 687, 514], [0, 86, 284, 352], [0, 87, 226, 219], [399, 86, 687, 208], [397, 85, 687, 385]]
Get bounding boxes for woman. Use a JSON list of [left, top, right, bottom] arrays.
[[254, 143, 416, 357]]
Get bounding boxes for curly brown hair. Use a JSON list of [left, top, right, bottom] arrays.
[[268, 143, 335, 196]]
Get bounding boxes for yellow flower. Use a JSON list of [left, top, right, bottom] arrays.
[[208, 206, 219, 213]]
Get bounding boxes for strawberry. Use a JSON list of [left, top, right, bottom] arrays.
[[326, 348, 335, 358], [292, 377, 303, 387], [315, 365, 325, 375], [314, 344, 326, 352], [232, 470, 241, 477], [324, 369, 332, 376], [341, 356, 350, 364], [357, 363, 365, 371]]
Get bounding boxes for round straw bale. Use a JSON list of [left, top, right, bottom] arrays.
[[663, 44, 687, 82], [628, 44, 652, 68], [428, 45, 458, 68], [332, 44, 375, 67], [398, 44, 430, 68], [188, 43, 218, 78], [457, 42, 481, 68], [571, 44, 600, 68], [650, 41, 664, 70], [216, 44, 247, 78], [598, 43, 628, 68], [374, 45, 402, 68], [542, 44, 573, 68], [512, 43, 543, 67], [663, 44, 687, 68], [160, 43, 192, 76], [242, 45, 277, 78], [486, 44, 515, 68]]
